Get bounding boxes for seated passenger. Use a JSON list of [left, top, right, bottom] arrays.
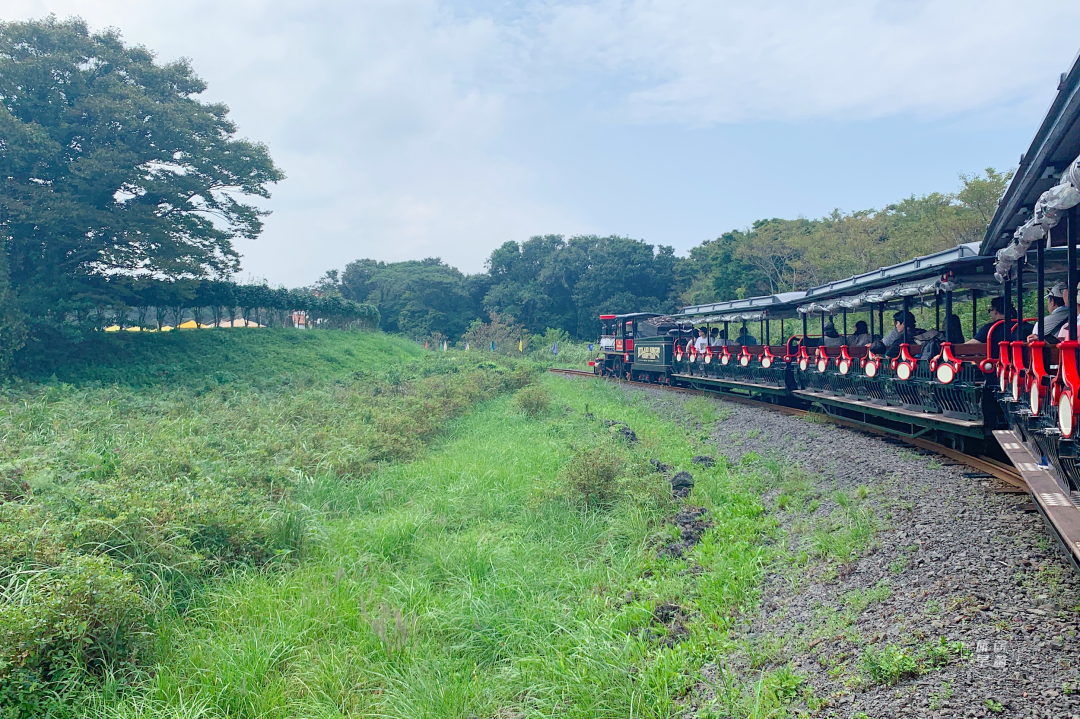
[[737, 326, 757, 346], [694, 328, 709, 354], [886, 311, 924, 359], [847, 320, 871, 348], [709, 327, 723, 347], [915, 314, 964, 361], [965, 297, 1031, 352], [715, 329, 738, 347], [822, 320, 845, 347], [1028, 281, 1072, 343]]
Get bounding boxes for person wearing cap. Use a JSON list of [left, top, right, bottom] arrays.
[[1027, 281, 1072, 343], [822, 320, 845, 347]]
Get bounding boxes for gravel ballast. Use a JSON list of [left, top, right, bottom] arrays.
[[622, 382, 1080, 719]]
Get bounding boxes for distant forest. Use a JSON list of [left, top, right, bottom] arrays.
[[316, 168, 1010, 341]]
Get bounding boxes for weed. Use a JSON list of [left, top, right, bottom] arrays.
[[844, 581, 892, 614], [560, 440, 626, 508], [861, 645, 918, 685], [985, 698, 1004, 713], [929, 681, 952, 710], [890, 557, 908, 574], [810, 506, 879, 561], [921, 637, 967, 668]]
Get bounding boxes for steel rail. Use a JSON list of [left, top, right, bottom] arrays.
[[548, 367, 1026, 490]]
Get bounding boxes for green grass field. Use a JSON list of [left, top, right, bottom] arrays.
[[76, 376, 796, 719], [2, 332, 807, 718], [0, 330, 536, 717]]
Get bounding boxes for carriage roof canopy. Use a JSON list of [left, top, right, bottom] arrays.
[[982, 49, 1080, 256]]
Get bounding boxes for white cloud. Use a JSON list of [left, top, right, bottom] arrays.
[[534, 0, 1080, 123], [4, 0, 1078, 284]]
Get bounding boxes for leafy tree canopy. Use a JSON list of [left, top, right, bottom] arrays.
[[0, 16, 284, 326], [333, 257, 479, 339]]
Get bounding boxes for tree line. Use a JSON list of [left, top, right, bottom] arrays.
[[58, 276, 380, 331], [315, 168, 1010, 343]]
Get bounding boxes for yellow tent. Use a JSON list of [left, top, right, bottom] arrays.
[[125, 326, 142, 332], [104, 325, 121, 332], [160, 325, 174, 332], [178, 320, 199, 329]]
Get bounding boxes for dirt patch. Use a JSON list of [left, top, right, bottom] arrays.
[[653, 602, 692, 648], [660, 506, 712, 559]]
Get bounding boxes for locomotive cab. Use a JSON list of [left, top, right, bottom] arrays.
[[592, 312, 664, 380]]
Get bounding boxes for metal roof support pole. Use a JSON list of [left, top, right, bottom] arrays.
[[1069, 206, 1078, 342], [935, 292, 941, 330], [972, 290, 979, 338], [1018, 252, 1025, 330], [869, 304, 874, 341], [759, 318, 764, 345], [902, 296, 911, 346], [1038, 233, 1046, 337], [945, 290, 954, 342], [765, 315, 770, 346], [1003, 275, 1012, 347], [842, 308, 848, 338], [802, 313, 808, 339], [879, 304, 885, 341], [821, 311, 826, 338]]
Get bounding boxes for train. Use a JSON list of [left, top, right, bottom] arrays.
[[589, 50, 1080, 573]]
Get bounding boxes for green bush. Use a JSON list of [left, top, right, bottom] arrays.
[[560, 441, 625, 508], [513, 385, 552, 418], [0, 555, 150, 717]]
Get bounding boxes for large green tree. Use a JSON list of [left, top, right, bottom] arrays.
[[0, 17, 283, 350], [337, 257, 478, 338]]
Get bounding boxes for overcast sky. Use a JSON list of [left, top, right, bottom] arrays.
[[6, 1, 1080, 285]]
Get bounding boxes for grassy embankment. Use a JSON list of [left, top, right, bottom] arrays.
[[83, 375, 801, 719], [0, 330, 532, 716]]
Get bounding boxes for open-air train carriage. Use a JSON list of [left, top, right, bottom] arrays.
[[591, 242, 1007, 449], [588, 48, 1080, 571]]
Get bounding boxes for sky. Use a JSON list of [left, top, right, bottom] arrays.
[[6, 0, 1080, 286]]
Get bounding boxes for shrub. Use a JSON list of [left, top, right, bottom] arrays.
[[0, 555, 151, 717], [561, 443, 624, 508], [513, 385, 552, 418]]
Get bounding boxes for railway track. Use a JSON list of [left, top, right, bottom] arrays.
[[548, 367, 1027, 492]]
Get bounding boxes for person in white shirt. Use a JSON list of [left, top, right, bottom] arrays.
[[694, 328, 709, 353]]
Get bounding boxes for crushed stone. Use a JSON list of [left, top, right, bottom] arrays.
[[620, 383, 1080, 719]]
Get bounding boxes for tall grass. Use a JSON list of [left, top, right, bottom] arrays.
[[81, 376, 781, 719], [0, 332, 531, 714]]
